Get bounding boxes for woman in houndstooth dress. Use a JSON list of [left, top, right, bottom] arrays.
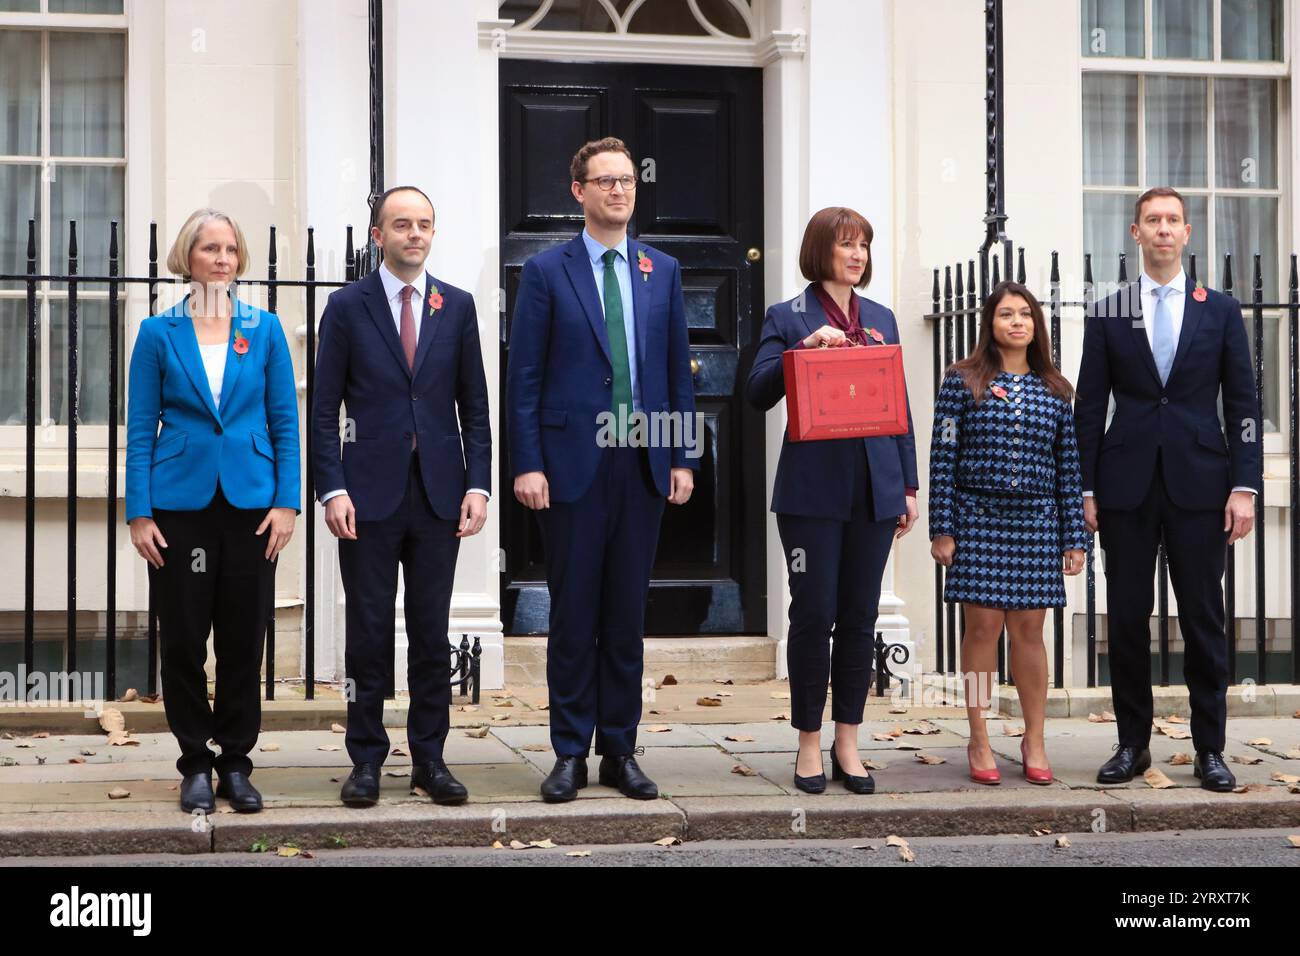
[[928, 280, 1088, 789]]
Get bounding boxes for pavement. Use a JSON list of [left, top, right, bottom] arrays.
[[1, 679, 1298, 857]]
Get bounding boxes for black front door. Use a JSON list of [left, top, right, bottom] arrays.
[[498, 59, 765, 635]]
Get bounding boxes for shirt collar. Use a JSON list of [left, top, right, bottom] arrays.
[[582, 228, 628, 266], [378, 261, 427, 304], [1140, 268, 1186, 298]]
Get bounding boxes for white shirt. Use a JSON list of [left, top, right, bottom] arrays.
[[1082, 269, 1255, 497], [198, 342, 226, 409], [320, 261, 489, 505]]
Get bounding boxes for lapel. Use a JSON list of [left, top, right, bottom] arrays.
[[627, 238, 651, 379], [164, 297, 221, 425], [562, 234, 614, 367], [219, 295, 257, 412], [360, 269, 413, 379], [411, 271, 440, 380], [1119, 282, 1163, 387], [796, 282, 828, 342], [1168, 274, 1206, 386]]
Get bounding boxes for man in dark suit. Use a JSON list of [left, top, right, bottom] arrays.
[[507, 137, 697, 802], [313, 186, 491, 807], [1075, 186, 1261, 792]]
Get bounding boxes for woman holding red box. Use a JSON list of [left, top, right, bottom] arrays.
[[928, 281, 1088, 786], [746, 207, 919, 795]]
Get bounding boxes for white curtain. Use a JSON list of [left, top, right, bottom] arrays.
[[1153, 0, 1212, 59], [1083, 74, 1137, 186], [1081, 0, 1144, 57], [1215, 78, 1277, 189], [1222, 0, 1282, 60], [1146, 75, 1207, 187]]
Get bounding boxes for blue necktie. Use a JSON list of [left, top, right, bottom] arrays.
[[1151, 284, 1175, 385]]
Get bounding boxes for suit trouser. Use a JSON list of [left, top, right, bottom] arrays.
[[775, 442, 897, 731], [151, 485, 275, 777], [339, 452, 461, 767], [539, 445, 666, 757], [1099, 458, 1231, 752]]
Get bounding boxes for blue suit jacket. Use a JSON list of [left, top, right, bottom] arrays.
[[311, 269, 491, 523], [1074, 279, 1261, 511], [125, 296, 300, 521], [746, 286, 919, 521], [506, 233, 697, 503]]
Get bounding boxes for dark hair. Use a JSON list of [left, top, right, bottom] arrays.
[[1134, 186, 1186, 226], [570, 137, 634, 184], [798, 207, 874, 289], [371, 185, 435, 230], [949, 281, 1074, 403]]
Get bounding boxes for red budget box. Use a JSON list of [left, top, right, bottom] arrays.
[[781, 344, 909, 442]]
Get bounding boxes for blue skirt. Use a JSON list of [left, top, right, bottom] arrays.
[[943, 489, 1067, 610]]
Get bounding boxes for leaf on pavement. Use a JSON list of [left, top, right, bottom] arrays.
[[916, 753, 946, 765], [1168, 752, 1193, 766], [696, 697, 723, 707], [1144, 768, 1175, 789], [107, 787, 130, 799], [731, 764, 757, 777], [464, 726, 490, 738], [653, 836, 681, 847], [724, 734, 755, 743]]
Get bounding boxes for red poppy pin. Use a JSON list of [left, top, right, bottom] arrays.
[[428, 283, 444, 311], [866, 327, 886, 344], [232, 330, 249, 356], [990, 383, 1010, 402], [1192, 281, 1208, 302], [636, 250, 653, 282]]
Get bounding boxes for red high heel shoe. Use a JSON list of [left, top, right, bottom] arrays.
[[967, 744, 1001, 785], [1021, 740, 1053, 785]]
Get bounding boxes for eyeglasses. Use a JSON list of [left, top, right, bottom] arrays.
[[583, 175, 638, 192]]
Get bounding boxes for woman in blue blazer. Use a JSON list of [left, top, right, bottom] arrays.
[[746, 207, 919, 795], [126, 209, 300, 815]]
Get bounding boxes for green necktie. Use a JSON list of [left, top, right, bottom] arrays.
[[601, 248, 634, 441]]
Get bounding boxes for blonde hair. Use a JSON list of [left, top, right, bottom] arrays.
[[166, 208, 250, 279]]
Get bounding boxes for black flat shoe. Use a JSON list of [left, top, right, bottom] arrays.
[[215, 771, 263, 813], [340, 763, 380, 807], [180, 772, 215, 813], [830, 743, 875, 794], [541, 756, 588, 803], [411, 760, 469, 805], [598, 754, 658, 800], [793, 771, 826, 794], [1096, 745, 1151, 784], [1193, 751, 1236, 792]]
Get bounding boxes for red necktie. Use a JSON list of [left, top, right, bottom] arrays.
[[399, 285, 417, 370]]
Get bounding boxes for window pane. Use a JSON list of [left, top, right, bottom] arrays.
[[1146, 76, 1207, 187], [1181, 194, 1209, 282], [0, 31, 41, 155], [1214, 196, 1277, 295], [0, 299, 30, 425], [1081, 0, 1144, 57], [1083, 74, 1137, 186], [50, 32, 125, 158], [1215, 79, 1277, 189], [50, 164, 125, 293], [0, 164, 40, 292], [0, 1, 40, 10], [49, 297, 124, 426], [49, 0, 124, 11], [1222, 0, 1282, 60], [1153, 0, 1212, 59], [1083, 192, 1140, 287]]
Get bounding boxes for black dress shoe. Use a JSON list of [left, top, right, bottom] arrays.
[[829, 745, 875, 795], [598, 754, 658, 800], [1193, 751, 1236, 792], [411, 760, 469, 805], [215, 771, 263, 813], [180, 772, 215, 813], [340, 763, 380, 807], [1096, 745, 1151, 783], [541, 756, 588, 803]]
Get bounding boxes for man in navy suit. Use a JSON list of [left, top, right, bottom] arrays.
[[313, 186, 491, 807], [1076, 187, 1261, 791], [507, 137, 698, 802]]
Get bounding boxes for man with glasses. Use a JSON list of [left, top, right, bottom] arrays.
[[507, 137, 697, 802]]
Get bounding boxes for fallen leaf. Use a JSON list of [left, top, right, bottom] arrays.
[[331, 723, 345, 733], [1144, 768, 1176, 788], [1294, 711, 1300, 719], [647, 710, 663, 715], [1287, 749, 1300, 760], [646, 726, 672, 734], [14, 742, 32, 749], [464, 726, 490, 738], [1168, 752, 1193, 766], [32, 732, 49, 738], [1287, 836, 1300, 848], [851, 844, 878, 850], [1166, 730, 1192, 740], [1247, 737, 1272, 747], [509, 840, 528, 849], [904, 722, 941, 735], [566, 850, 592, 857], [1164, 715, 1189, 724], [521, 744, 550, 752], [661, 675, 678, 686], [138, 694, 160, 704], [715, 691, 734, 697], [412, 785, 430, 798], [1032, 828, 1052, 837], [1230, 754, 1262, 766], [696, 697, 723, 707], [871, 733, 895, 742], [916, 753, 946, 765], [1290, 784, 1300, 795], [277, 846, 301, 858], [888, 704, 909, 714], [1235, 783, 1271, 793], [1055, 837, 1071, 849], [731, 764, 757, 777], [770, 712, 790, 721], [724, 734, 755, 743], [491, 840, 505, 849], [653, 836, 681, 847], [390, 747, 407, 756], [1003, 724, 1025, 737], [1088, 711, 1116, 723], [865, 759, 888, 770], [120, 689, 138, 703], [770, 691, 790, 700], [0, 732, 12, 739], [458, 705, 479, 713], [491, 714, 510, 722], [536, 703, 549, 711], [317, 745, 341, 752], [529, 839, 557, 849], [1270, 772, 1300, 785], [259, 742, 281, 752], [897, 846, 916, 862], [495, 700, 514, 708], [713, 678, 734, 685], [894, 740, 921, 751], [107, 787, 130, 799], [383, 771, 406, 777], [68, 757, 85, 764]]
